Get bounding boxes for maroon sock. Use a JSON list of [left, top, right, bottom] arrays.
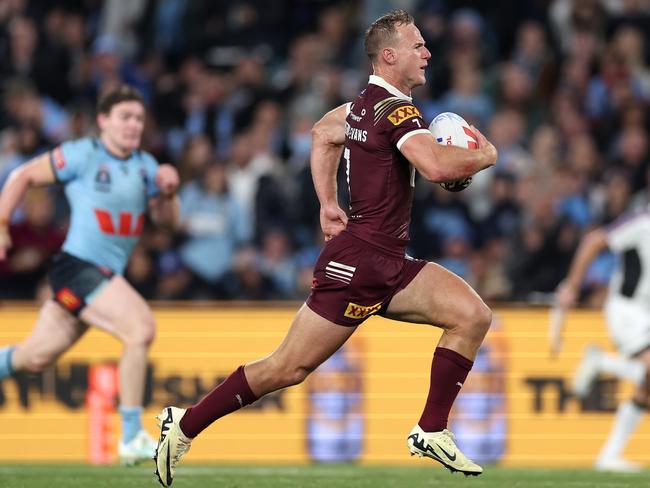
[[418, 347, 473, 432], [179, 365, 258, 438]]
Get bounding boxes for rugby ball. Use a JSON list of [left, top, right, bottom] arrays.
[[429, 112, 478, 192]]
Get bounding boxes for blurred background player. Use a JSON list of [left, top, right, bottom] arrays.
[[0, 85, 180, 465], [449, 321, 508, 466], [553, 206, 650, 472], [305, 341, 364, 463], [154, 10, 497, 486]]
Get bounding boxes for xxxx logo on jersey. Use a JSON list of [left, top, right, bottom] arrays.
[[387, 105, 421, 125], [344, 301, 382, 319]]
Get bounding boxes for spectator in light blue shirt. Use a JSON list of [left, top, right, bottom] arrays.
[[179, 162, 250, 296]]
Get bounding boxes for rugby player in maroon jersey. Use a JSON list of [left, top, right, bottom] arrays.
[[154, 10, 497, 485]]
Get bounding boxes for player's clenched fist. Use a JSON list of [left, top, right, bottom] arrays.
[[471, 125, 498, 165], [320, 204, 348, 241], [155, 164, 180, 196]]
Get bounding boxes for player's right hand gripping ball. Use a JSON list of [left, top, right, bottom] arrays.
[[439, 176, 472, 192], [429, 112, 478, 192]]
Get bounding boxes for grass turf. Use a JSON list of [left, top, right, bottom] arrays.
[[0, 464, 648, 488]]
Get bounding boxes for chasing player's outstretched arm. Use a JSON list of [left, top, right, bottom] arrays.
[[311, 103, 349, 240], [550, 227, 607, 353], [556, 227, 608, 309], [399, 125, 498, 182], [0, 154, 56, 259]]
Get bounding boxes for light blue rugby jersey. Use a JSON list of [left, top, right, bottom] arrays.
[[51, 137, 160, 274]]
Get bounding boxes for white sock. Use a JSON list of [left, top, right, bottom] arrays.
[[599, 354, 646, 384], [597, 400, 644, 461]]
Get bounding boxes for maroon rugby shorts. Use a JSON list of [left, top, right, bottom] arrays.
[[306, 231, 426, 326]]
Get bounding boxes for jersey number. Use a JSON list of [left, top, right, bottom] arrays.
[[343, 147, 352, 209], [345, 147, 416, 189], [94, 209, 144, 236]]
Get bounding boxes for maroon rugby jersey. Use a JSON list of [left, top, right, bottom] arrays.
[[343, 75, 429, 249]]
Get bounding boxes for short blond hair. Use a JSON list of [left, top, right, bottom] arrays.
[[364, 10, 414, 63]]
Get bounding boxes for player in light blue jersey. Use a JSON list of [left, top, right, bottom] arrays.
[[0, 86, 180, 465]]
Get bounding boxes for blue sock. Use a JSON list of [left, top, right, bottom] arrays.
[[0, 346, 15, 379], [119, 405, 143, 443]]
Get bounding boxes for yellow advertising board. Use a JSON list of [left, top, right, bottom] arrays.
[[0, 305, 647, 467]]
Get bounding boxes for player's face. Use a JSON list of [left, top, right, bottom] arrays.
[[98, 100, 145, 155], [394, 23, 431, 89]]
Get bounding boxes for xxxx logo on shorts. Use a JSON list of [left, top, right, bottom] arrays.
[[56, 287, 81, 311], [387, 105, 421, 125], [344, 301, 382, 319]]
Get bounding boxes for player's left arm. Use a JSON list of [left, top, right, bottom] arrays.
[[399, 127, 497, 182], [550, 226, 608, 355], [311, 102, 349, 240], [148, 164, 180, 229], [555, 227, 608, 309]]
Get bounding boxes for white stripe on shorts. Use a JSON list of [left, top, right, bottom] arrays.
[[325, 273, 351, 284], [325, 266, 354, 277], [327, 261, 356, 272], [325, 269, 353, 282]]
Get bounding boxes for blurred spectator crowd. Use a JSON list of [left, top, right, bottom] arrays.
[[1, 0, 650, 305]]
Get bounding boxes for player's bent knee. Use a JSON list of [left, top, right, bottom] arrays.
[[476, 302, 493, 331], [140, 314, 157, 346], [123, 313, 156, 348], [456, 299, 492, 342], [474, 302, 493, 339]]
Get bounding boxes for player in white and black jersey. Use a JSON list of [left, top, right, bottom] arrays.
[[554, 206, 650, 472]]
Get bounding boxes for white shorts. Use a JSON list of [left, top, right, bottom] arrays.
[[604, 295, 650, 357]]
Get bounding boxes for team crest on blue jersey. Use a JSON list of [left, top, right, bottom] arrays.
[[95, 165, 112, 192]]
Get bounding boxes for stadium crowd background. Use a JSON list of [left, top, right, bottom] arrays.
[[0, 0, 649, 305]]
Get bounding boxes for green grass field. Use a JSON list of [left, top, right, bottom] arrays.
[[0, 464, 648, 488]]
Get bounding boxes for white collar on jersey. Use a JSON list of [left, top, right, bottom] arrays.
[[368, 75, 412, 102]]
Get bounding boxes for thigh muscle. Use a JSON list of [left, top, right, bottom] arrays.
[[384, 262, 487, 328], [270, 304, 357, 371], [19, 300, 87, 361], [80, 275, 154, 343]]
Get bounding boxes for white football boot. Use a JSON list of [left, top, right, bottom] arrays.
[[119, 429, 158, 466], [154, 407, 192, 487], [595, 457, 643, 473], [407, 424, 483, 476], [572, 345, 603, 398]]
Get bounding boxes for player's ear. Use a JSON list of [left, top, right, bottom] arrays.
[[97, 113, 107, 131], [381, 47, 397, 65]]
